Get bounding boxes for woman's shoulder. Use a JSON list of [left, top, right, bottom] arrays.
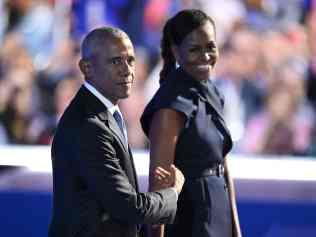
[[141, 69, 198, 136], [147, 70, 198, 111]]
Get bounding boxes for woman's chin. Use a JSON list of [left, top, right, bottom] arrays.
[[195, 71, 212, 81]]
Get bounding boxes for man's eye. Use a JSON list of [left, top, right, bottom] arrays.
[[110, 58, 121, 65], [127, 57, 135, 65]]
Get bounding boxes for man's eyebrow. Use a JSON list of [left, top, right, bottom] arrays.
[[108, 55, 135, 60], [107, 56, 122, 61], [128, 55, 136, 60]]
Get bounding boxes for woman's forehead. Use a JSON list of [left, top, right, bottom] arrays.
[[181, 22, 216, 45]]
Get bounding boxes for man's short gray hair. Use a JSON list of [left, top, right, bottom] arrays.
[[81, 27, 129, 59]]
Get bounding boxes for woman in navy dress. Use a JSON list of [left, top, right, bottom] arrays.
[[141, 9, 242, 237]]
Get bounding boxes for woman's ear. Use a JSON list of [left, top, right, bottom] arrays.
[[171, 45, 180, 63], [79, 59, 92, 78]]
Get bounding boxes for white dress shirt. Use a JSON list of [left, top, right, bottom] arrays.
[[84, 81, 128, 142]]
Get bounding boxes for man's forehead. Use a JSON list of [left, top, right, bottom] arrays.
[[102, 37, 134, 54], [105, 35, 132, 46]]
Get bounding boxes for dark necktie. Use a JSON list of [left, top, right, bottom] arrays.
[[113, 110, 127, 142]]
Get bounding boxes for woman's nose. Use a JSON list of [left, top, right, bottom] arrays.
[[201, 52, 211, 61]]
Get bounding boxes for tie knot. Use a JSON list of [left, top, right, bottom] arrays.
[[113, 110, 122, 123], [113, 110, 123, 128]]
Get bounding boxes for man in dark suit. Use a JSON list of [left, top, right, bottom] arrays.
[[48, 27, 184, 237]]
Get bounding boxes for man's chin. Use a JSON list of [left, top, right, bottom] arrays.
[[120, 92, 131, 99]]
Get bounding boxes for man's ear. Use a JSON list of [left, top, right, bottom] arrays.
[[79, 59, 92, 78]]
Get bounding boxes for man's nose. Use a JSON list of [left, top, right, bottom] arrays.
[[121, 60, 132, 73]]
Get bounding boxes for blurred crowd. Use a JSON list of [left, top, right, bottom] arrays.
[[0, 0, 315, 157]]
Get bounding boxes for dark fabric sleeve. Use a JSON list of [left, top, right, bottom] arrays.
[[169, 94, 196, 117], [141, 82, 197, 136], [77, 119, 177, 224]]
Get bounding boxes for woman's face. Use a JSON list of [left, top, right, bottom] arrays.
[[173, 21, 218, 81]]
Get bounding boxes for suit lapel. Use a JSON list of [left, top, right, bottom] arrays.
[[80, 86, 138, 189], [99, 112, 138, 189], [105, 111, 128, 152], [79, 86, 128, 152], [106, 115, 138, 189]]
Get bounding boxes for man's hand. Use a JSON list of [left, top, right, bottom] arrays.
[[170, 165, 185, 194], [153, 165, 184, 194]]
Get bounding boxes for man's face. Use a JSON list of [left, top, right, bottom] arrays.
[[90, 36, 136, 104]]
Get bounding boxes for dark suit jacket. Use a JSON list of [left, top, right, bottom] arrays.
[[48, 86, 177, 237]]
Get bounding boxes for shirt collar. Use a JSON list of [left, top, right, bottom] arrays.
[[84, 81, 120, 115]]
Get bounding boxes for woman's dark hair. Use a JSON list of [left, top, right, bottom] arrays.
[[160, 9, 216, 83]]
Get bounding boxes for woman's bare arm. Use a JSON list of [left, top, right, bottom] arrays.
[[148, 109, 185, 237], [224, 158, 242, 237]]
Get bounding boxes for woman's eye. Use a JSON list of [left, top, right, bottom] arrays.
[[206, 44, 217, 52]]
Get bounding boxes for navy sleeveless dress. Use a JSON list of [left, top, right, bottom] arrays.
[[141, 67, 233, 237]]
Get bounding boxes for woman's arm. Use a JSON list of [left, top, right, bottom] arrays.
[[148, 109, 185, 237], [224, 158, 242, 237]]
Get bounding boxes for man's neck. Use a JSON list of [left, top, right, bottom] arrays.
[[84, 81, 119, 114]]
